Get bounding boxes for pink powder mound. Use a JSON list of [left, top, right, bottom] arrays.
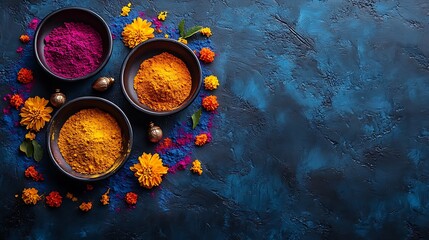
[[44, 22, 103, 79]]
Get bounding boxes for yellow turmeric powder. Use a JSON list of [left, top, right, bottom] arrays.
[[133, 52, 192, 111], [58, 108, 122, 175]]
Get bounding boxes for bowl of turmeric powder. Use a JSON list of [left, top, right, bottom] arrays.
[[46, 97, 133, 181], [121, 38, 202, 115]]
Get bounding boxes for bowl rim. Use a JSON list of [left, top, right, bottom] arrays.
[[46, 96, 133, 181], [120, 38, 202, 116], [33, 7, 113, 81]]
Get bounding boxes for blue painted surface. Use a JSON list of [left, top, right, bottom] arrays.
[[1, 0, 429, 239]]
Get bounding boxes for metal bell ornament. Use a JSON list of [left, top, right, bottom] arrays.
[[50, 89, 66, 108], [92, 77, 115, 92], [148, 122, 163, 143]]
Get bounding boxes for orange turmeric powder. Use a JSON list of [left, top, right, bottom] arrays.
[[58, 108, 122, 174], [133, 52, 192, 111]]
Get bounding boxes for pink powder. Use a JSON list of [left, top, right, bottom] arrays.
[[28, 18, 39, 30], [44, 22, 103, 79], [16, 46, 24, 53], [168, 156, 192, 174]]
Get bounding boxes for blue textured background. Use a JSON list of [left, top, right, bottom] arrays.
[[1, 0, 429, 239]]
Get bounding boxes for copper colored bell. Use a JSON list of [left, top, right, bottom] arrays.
[[50, 89, 66, 108], [148, 122, 163, 143], [92, 77, 114, 92]]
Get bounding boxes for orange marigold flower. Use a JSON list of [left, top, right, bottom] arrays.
[[79, 202, 93, 212], [19, 34, 30, 43], [204, 75, 220, 90], [19, 96, 53, 132], [130, 152, 169, 189], [22, 188, 41, 205], [9, 94, 24, 109], [46, 191, 62, 208], [190, 160, 203, 175], [199, 48, 215, 63], [200, 27, 212, 37], [122, 17, 155, 48], [125, 192, 138, 205], [178, 37, 188, 45], [195, 133, 209, 146], [24, 166, 44, 181], [17, 68, 33, 84], [25, 132, 36, 140], [100, 188, 110, 205], [202, 95, 219, 111]]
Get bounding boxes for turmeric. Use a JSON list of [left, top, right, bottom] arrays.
[[58, 108, 122, 175], [133, 52, 192, 111]]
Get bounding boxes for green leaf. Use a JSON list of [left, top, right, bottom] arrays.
[[184, 26, 203, 38], [32, 140, 43, 162], [191, 108, 202, 129], [20, 140, 34, 158], [178, 19, 185, 38]]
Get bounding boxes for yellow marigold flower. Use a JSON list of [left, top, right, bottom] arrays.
[[200, 27, 212, 37], [120, 3, 132, 16], [22, 188, 41, 205], [79, 202, 93, 212], [190, 160, 203, 175], [122, 17, 155, 48], [164, 34, 169, 38], [130, 152, 168, 189], [157, 11, 168, 21], [100, 188, 110, 205], [19, 96, 53, 132], [195, 133, 208, 146], [178, 37, 188, 45], [204, 75, 219, 90], [25, 132, 36, 140]]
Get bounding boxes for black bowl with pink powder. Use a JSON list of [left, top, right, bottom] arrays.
[[34, 7, 112, 81]]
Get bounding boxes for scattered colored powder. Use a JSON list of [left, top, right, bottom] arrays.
[[121, 3, 132, 16], [16, 47, 24, 54], [130, 152, 169, 189], [202, 95, 219, 111], [22, 188, 41, 205], [199, 47, 215, 63], [44, 22, 103, 79], [152, 18, 163, 31], [28, 18, 39, 30], [195, 133, 209, 146], [100, 188, 110, 205], [125, 192, 138, 205], [200, 27, 212, 37], [155, 138, 173, 154], [204, 75, 219, 90], [190, 160, 203, 175], [122, 17, 155, 48], [9, 94, 24, 109], [19, 34, 30, 43], [45, 191, 62, 208], [86, 184, 94, 191], [178, 37, 188, 45], [25, 132, 36, 140], [17, 68, 33, 84], [24, 166, 44, 181], [79, 202, 93, 212], [168, 156, 192, 174], [157, 11, 168, 21]]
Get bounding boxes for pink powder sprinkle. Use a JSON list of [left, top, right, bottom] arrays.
[[3, 107, 11, 115], [139, 12, 145, 18], [16, 46, 24, 53], [28, 18, 39, 30], [168, 156, 192, 174]]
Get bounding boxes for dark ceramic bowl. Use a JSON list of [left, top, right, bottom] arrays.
[[46, 97, 133, 181], [121, 38, 202, 116], [34, 7, 113, 81]]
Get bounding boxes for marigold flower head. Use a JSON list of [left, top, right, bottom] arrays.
[[17, 68, 34, 84], [164, 34, 169, 38], [66, 192, 78, 202], [19, 34, 30, 43], [199, 48, 215, 63], [178, 37, 188, 45], [25, 132, 36, 140], [100, 188, 110, 205], [130, 152, 169, 189], [204, 75, 220, 90], [122, 17, 155, 48], [200, 27, 212, 37], [79, 202, 93, 212], [19, 96, 53, 132], [22, 188, 41, 205], [9, 94, 24, 109], [202, 95, 219, 111], [158, 11, 168, 21], [46, 191, 62, 208], [120, 3, 132, 16], [24, 166, 44, 181], [195, 133, 209, 146], [190, 160, 203, 175], [125, 192, 138, 205]]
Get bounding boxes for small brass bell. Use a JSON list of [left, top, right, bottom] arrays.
[[50, 89, 66, 108], [148, 122, 163, 143], [92, 77, 115, 92]]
